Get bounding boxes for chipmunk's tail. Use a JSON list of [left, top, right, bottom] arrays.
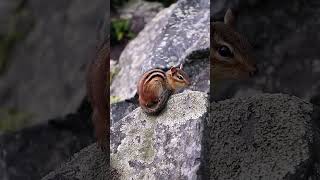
[[141, 89, 173, 115]]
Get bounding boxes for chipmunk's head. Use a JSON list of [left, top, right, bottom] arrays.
[[167, 64, 191, 90], [211, 9, 258, 80]]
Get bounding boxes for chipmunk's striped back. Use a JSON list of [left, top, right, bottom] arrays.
[[140, 69, 166, 89], [138, 69, 168, 114], [137, 65, 190, 115]]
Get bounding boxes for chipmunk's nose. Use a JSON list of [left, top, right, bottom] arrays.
[[249, 65, 258, 77]]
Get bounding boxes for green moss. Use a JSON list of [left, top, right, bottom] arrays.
[[0, 108, 33, 131], [111, 19, 135, 44], [110, 66, 120, 83], [111, 96, 122, 104]]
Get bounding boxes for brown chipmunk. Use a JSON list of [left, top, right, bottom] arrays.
[[138, 64, 191, 115], [211, 9, 257, 80], [86, 36, 109, 152]]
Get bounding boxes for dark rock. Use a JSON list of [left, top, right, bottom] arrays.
[[41, 144, 115, 180], [111, 99, 139, 124], [202, 93, 319, 179]]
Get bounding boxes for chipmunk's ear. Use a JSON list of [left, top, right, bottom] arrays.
[[179, 64, 183, 69], [170, 67, 177, 74], [224, 8, 236, 27]]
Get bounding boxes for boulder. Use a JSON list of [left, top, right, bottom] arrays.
[[111, 0, 210, 100], [41, 93, 320, 179], [203, 93, 319, 179], [43, 90, 208, 180], [111, 90, 208, 179], [41, 144, 113, 180]]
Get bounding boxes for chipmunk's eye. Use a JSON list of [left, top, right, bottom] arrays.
[[178, 75, 184, 80], [218, 45, 233, 58]]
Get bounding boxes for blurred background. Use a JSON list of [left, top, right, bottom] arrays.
[[212, 0, 320, 105], [0, 0, 106, 132], [0, 0, 107, 179]]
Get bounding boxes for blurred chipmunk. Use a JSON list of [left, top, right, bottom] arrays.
[[211, 9, 257, 80]]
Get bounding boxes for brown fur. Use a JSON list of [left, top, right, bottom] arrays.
[[86, 37, 109, 152], [138, 66, 190, 115]]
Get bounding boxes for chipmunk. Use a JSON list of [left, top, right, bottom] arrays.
[[86, 36, 109, 152], [211, 9, 257, 80], [138, 64, 191, 115]]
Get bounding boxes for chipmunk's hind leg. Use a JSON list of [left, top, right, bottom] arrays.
[[149, 89, 173, 115]]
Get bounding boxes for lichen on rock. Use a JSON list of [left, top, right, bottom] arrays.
[[111, 90, 208, 179]]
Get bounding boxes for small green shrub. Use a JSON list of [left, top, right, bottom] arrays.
[[111, 19, 135, 44]]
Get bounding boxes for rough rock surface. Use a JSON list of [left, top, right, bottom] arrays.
[[211, 0, 320, 103], [118, 0, 164, 26], [0, 0, 107, 124], [42, 91, 208, 180], [202, 94, 318, 179], [111, 99, 139, 124], [41, 93, 320, 179], [111, 0, 210, 100], [41, 144, 112, 180], [111, 90, 207, 179]]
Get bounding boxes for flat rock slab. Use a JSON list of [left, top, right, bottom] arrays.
[[111, 0, 210, 100], [203, 93, 316, 179], [111, 90, 208, 179]]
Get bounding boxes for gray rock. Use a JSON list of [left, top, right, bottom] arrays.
[[42, 91, 208, 179], [111, 90, 208, 179], [119, 0, 164, 25], [111, 99, 139, 124], [0, 0, 107, 124], [42, 93, 320, 179], [203, 93, 317, 179], [111, 0, 210, 100]]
